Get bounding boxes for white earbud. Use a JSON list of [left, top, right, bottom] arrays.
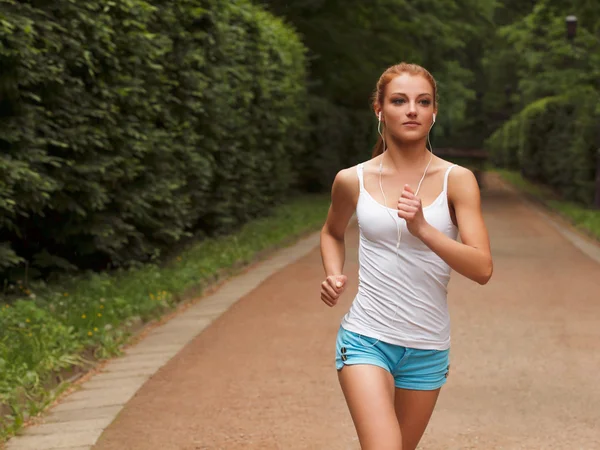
[[378, 112, 382, 121], [432, 113, 436, 123]]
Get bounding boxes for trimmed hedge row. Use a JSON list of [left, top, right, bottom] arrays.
[[486, 88, 599, 205], [294, 96, 376, 193], [0, 0, 307, 277]]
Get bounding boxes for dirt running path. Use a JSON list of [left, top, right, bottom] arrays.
[[94, 175, 600, 449]]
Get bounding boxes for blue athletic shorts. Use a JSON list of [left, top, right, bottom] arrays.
[[335, 326, 450, 391]]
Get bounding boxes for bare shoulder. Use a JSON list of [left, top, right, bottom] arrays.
[[334, 165, 359, 187], [446, 164, 481, 204], [331, 166, 360, 210], [325, 165, 361, 236], [448, 164, 478, 183], [332, 166, 360, 197]]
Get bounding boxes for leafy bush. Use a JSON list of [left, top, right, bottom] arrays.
[[486, 89, 599, 205], [483, 0, 600, 206], [292, 96, 375, 192], [0, 0, 307, 276]]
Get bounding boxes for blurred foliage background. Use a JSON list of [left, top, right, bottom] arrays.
[[0, 0, 308, 279], [1, 0, 599, 279]]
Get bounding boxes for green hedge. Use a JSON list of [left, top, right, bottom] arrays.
[[486, 88, 599, 205], [293, 95, 375, 192], [0, 0, 307, 277]]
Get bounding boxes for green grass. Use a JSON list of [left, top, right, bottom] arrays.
[[494, 168, 600, 241], [0, 194, 330, 441]]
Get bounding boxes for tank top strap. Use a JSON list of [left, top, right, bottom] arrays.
[[443, 164, 457, 193], [356, 163, 365, 192]]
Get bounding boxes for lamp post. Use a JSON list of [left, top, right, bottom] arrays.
[[566, 15, 577, 42], [565, 15, 600, 208]]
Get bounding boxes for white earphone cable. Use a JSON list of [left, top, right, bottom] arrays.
[[358, 114, 434, 349]]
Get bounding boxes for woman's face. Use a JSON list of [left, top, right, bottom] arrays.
[[378, 73, 436, 143]]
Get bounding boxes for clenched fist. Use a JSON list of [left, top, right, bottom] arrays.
[[321, 274, 348, 307], [397, 184, 427, 237]]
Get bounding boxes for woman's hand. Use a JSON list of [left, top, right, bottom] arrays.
[[397, 184, 429, 238], [405, 167, 493, 285], [321, 274, 348, 307]]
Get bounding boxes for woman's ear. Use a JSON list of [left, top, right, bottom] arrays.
[[374, 107, 382, 122]]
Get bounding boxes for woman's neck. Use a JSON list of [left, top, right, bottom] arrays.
[[383, 137, 430, 172]]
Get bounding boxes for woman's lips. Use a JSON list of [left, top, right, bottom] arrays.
[[403, 121, 421, 127]]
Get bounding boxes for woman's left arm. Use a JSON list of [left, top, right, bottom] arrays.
[[399, 167, 493, 285]]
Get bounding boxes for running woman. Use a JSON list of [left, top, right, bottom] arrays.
[[319, 63, 493, 450]]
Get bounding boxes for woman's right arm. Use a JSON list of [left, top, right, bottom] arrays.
[[319, 168, 358, 307]]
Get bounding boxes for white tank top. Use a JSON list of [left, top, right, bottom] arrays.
[[340, 162, 459, 350]]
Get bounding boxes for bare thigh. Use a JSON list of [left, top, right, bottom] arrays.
[[338, 364, 402, 450], [394, 387, 441, 450]]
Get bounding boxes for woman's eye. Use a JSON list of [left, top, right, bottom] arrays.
[[391, 98, 431, 105]]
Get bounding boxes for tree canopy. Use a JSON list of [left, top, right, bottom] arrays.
[[1, 0, 599, 277]]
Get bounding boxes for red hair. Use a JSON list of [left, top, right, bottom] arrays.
[[372, 63, 438, 157]]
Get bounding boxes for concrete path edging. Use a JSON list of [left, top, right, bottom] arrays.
[[5, 232, 322, 450], [500, 178, 600, 265]]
